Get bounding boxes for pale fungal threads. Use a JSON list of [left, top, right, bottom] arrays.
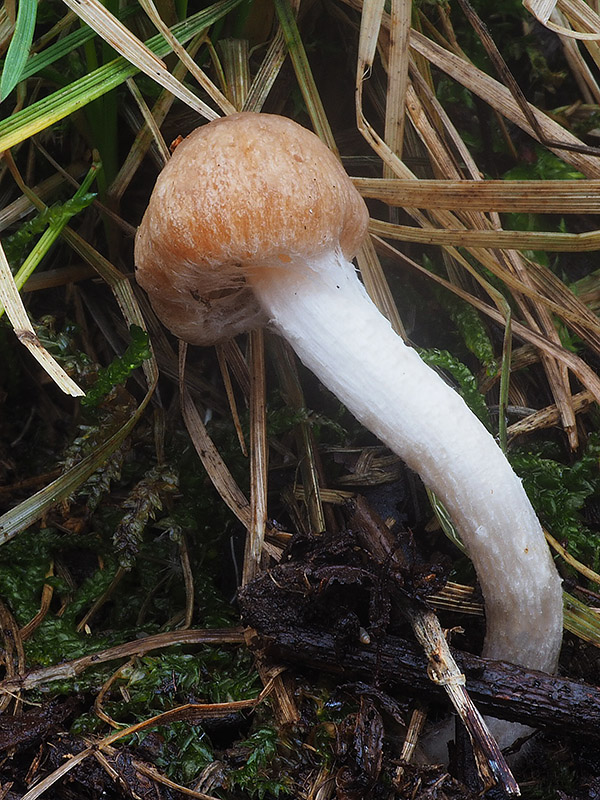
[[135, 111, 563, 758]]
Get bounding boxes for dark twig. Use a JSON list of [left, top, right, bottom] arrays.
[[348, 497, 519, 794], [242, 600, 600, 738]]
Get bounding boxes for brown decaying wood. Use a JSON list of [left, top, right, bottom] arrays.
[[245, 606, 600, 738]]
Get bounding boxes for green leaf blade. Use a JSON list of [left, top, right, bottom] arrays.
[[0, 0, 243, 151], [1, 0, 38, 100]]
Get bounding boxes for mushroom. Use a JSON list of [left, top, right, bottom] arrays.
[[135, 111, 563, 746]]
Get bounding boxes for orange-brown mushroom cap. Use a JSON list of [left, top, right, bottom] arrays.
[[134, 112, 369, 345]]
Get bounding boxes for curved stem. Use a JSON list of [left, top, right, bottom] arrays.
[[249, 250, 563, 674]]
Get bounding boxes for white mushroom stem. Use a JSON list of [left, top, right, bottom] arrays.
[[249, 248, 563, 676]]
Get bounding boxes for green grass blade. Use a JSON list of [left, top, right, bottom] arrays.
[[1, 0, 38, 100], [15, 5, 139, 82], [0, 162, 100, 320], [564, 591, 600, 647], [498, 309, 512, 453], [61, 0, 217, 121], [272, 0, 335, 150], [0, 0, 243, 152]]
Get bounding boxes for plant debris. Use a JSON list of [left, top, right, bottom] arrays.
[[2, 0, 600, 797]]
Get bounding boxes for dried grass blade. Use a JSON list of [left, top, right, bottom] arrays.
[[357, 0, 385, 75], [353, 1, 414, 335], [356, 236, 406, 336], [125, 78, 170, 165], [525, 0, 558, 24], [551, 8, 600, 102], [361, 181, 600, 357], [272, 337, 327, 535], [137, 0, 235, 114], [20, 564, 54, 640], [60, 0, 218, 119], [179, 343, 252, 530], [531, 314, 578, 449], [527, 0, 600, 39], [219, 37, 249, 111], [60, 237, 156, 374], [369, 218, 600, 251], [243, 28, 287, 113], [22, 748, 93, 800], [520, 252, 600, 355], [429, 582, 484, 616], [109, 35, 204, 201], [355, 178, 600, 212], [31, 7, 77, 51], [243, 329, 268, 584], [390, 221, 600, 352], [0, 170, 82, 233], [0, 599, 25, 712], [356, 8, 411, 177], [218, 339, 250, 396], [507, 389, 595, 440], [405, 79, 466, 181], [0, 5, 16, 54], [0, 241, 84, 397], [383, 0, 411, 168], [215, 345, 248, 457], [563, 592, 600, 647], [372, 235, 600, 403], [546, 529, 600, 586], [408, 29, 600, 177], [560, 0, 600, 33], [272, 0, 336, 150], [498, 310, 513, 452], [371, 194, 600, 356], [406, 607, 519, 795]]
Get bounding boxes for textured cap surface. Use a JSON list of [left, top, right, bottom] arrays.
[[135, 112, 368, 345]]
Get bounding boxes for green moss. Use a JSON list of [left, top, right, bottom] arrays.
[[230, 725, 292, 799], [3, 194, 96, 268], [418, 347, 491, 427], [511, 433, 600, 571], [82, 325, 152, 408]]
